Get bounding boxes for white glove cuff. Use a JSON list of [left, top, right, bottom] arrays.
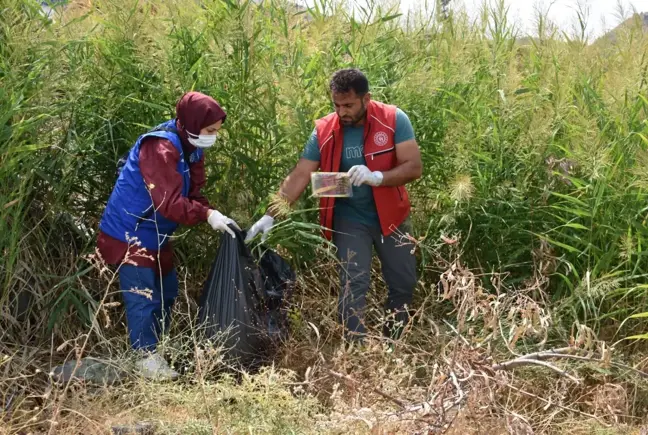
[[373, 171, 384, 186]]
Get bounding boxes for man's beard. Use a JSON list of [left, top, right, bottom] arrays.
[[340, 103, 366, 126]]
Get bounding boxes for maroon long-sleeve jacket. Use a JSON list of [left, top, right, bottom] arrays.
[[97, 137, 211, 274]]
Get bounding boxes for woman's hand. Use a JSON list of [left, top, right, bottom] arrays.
[[207, 210, 240, 238]]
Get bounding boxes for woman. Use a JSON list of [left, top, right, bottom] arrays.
[[97, 91, 239, 380]]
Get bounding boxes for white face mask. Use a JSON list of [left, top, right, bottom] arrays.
[[187, 131, 217, 148]]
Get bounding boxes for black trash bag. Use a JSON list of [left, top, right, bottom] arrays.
[[198, 225, 294, 370], [259, 246, 295, 341]]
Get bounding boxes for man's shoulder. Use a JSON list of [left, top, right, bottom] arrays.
[[395, 107, 411, 121], [393, 107, 415, 143], [314, 112, 339, 143]]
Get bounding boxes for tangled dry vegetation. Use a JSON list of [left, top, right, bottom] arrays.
[[274, 245, 648, 434], [2, 242, 647, 434]]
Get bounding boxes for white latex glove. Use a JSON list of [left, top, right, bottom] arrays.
[[348, 165, 384, 187], [207, 210, 241, 238], [244, 215, 275, 243]]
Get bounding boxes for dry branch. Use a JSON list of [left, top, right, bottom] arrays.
[[520, 351, 648, 379], [492, 346, 648, 381], [492, 358, 581, 384], [328, 369, 409, 409], [501, 380, 611, 428]]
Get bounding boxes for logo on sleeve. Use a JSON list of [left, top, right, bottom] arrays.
[[374, 131, 388, 146]]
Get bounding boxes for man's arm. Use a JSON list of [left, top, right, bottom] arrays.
[[380, 108, 422, 186], [267, 129, 321, 217], [245, 130, 320, 242], [380, 138, 423, 187], [267, 157, 320, 217]]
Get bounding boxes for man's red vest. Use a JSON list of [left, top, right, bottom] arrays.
[[316, 100, 411, 240]]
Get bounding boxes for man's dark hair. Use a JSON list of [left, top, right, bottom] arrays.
[[329, 68, 369, 95]]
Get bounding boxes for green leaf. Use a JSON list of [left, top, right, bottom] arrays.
[[623, 333, 648, 341], [380, 13, 402, 22], [561, 222, 589, 230], [588, 366, 613, 375], [549, 205, 592, 218], [548, 191, 588, 207], [533, 232, 580, 253], [619, 311, 648, 330]]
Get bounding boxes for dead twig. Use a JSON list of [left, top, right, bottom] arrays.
[[494, 346, 648, 381], [499, 378, 611, 428], [442, 320, 470, 346], [519, 352, 648, 379], [516, 346, 575, 360], [492, 358, 581, 384], [449, 371, 464, 403], [328, 369, 408, 409]]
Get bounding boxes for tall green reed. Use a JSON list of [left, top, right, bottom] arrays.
[[4, 0, 648, 340]]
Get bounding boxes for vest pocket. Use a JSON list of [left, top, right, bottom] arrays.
[[367, 148, 395, 172], [366, 147, 395, 159]]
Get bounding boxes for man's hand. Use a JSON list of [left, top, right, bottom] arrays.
[[271, 158, 320, 213], [348, 165, 384, 187], [245, 215, 275, 242], [207, 210, 240, 238]]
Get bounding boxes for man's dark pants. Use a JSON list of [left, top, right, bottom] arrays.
[[333, 217, 417, 340]]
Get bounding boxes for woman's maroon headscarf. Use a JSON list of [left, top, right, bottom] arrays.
[[175, 91, 227, 144]]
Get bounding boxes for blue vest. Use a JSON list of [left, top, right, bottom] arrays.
[[99, 119, 204, 250]]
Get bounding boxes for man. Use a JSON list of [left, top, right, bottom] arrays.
[[246, 68, 422, 340]]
